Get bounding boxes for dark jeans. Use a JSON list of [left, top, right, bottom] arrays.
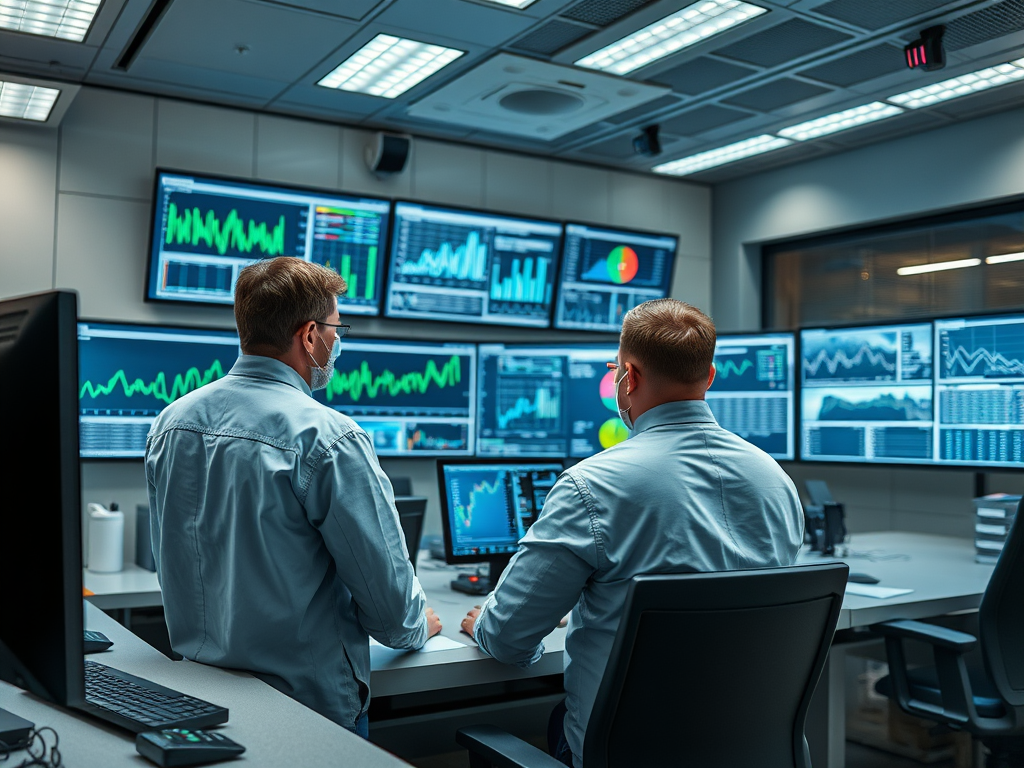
[[349, 712, 369, 739], [547, 699, 575, 767]]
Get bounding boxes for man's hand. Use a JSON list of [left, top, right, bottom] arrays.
[[461, 606, 481, 638], [426, 607, 442, 639]]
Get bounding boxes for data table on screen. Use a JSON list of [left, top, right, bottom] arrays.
[[148, 172, 389, 314]]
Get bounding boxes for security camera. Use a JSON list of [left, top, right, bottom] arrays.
[[632, 125, 661, 157]]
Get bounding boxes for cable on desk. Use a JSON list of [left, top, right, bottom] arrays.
[[844, 549, 911, 562], [0, 727, 61, 768]]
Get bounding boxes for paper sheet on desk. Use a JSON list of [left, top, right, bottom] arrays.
[[369, 635, 468, 663], [845, 584, 914, 599]]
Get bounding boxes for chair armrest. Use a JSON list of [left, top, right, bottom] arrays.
[[456, 725, 567, 768], [870, 619, 977, 651]]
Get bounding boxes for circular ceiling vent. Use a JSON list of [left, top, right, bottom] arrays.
[[498, 89, 585, 116]]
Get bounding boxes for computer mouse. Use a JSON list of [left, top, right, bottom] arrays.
[[848, 572, 880, 584]]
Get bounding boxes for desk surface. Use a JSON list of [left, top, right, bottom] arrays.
[[83, 532, 995, 696], [0, 604, 411, 767]]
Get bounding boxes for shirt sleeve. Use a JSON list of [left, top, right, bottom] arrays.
[[305, 430, 428, 650], [474, 472, 600, 667]]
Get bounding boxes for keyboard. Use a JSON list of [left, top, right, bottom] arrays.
[[83, 660, 229, 734]]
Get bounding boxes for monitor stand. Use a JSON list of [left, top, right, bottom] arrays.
[[450, 555, 511, 596]]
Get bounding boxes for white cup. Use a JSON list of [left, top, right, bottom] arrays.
[[87, 503, 124, 573]]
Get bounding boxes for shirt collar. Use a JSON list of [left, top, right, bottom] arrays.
[[228, 355, 312, 397], [632, 399, 716, 434]]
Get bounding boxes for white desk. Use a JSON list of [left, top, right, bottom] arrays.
[[0, 603, 412, 767]]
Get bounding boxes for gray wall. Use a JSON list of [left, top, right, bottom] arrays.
[[712, 105, 1024, 539], [0, 86, 711, 558]]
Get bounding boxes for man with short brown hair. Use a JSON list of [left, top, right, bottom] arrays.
[[147, 256, 441, 738], [462, 298, 803, 768]]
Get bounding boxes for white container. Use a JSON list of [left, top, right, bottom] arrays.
[[87, 503, 124, 573]]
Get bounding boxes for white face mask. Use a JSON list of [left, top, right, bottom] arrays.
[[308, 333, 341, 391], [615, 367, 634, 432]]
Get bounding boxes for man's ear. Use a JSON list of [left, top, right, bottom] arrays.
[[706, 362, 716, 390], [295, 320, 317, 353]]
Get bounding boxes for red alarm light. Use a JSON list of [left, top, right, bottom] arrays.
[[905, 26, 945, 72]]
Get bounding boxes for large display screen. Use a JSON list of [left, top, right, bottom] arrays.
[[384, 202, 563, 327], [314, 338, 477, 457], [800, 322, 935, 464], [476, 343, 628, 458], [147, 171, 390, 315], [553, 223, 677, 332], [934, 314, 1024, 467], [708, 333, 795, 460], [78, 322, 240, 458]]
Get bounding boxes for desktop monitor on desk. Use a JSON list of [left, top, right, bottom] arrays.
[[437, 458, 563, 594]]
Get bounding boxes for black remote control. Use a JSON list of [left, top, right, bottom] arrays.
[[136, 729, 245, 767]]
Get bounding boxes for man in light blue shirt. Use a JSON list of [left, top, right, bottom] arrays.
[[461, 299, 804, 767], [146, 257, 441, 737]]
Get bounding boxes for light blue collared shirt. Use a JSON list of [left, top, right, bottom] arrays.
[[145, 355, 427, 730], [473, 400, 804, 767]]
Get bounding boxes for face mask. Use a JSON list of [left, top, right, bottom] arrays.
[[615, 367, 634, 432], [308, 333, 341, 391]]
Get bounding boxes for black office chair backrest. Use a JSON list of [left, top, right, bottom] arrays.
[[395, 496, 427, 569], [584, 563, 848, 768], [978, 499, 1024, 709]]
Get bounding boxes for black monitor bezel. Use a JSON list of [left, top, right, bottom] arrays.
[[551, 218, 680, 333], [382, 198, 565, 330], [435, 456, 566, 566], [144, 168, 392, 315]]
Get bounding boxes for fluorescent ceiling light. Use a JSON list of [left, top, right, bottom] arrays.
[[0, 81, 60, 122], [653, 134, 792, 176], [317, 35, 464, 99], [986, 251, 1024, 265], [575, 0, 767, 76], [482, 0, 538, 6], [897, 258, 981, 276], [0, 0, 102, 42], [888, 59, 1024, 109], [778, 102, 904, 141]]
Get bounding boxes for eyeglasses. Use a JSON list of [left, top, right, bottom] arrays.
[[315, 320, 350, 338], [606, 362, 619, 371]]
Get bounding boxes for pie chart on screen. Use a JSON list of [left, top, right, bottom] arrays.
[[607, 246, 638, 284], [599, 370, 618, 411], [599, 418, 629, 449]]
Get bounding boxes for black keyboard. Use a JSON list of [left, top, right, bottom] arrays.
[[83, 660, 228, 734]]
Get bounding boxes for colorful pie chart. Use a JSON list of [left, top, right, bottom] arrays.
[[607, 246, 639, 285], [599, 370, 618, 412], [598, 418, 629, 449]]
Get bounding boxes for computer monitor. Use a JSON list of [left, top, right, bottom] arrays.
[[146, 170, 391, 315], [313, 337, 477, 456], [707, 332, 796, 460], [934, 313, 1024, 467], [437, 458, 563, 590], [383, 201, 563, 328], [78, 321, 241, 458], [800, 321, 934, 465], [0, 290, 85, 708], [475, 343, 626, 458], [553, 222, 677, 332]]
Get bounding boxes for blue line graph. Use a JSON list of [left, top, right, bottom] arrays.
[[802, 331, 898, 385], [940, 320, 1024, 380], [398, 229, 489, 282], [497, 386, 561, 430]]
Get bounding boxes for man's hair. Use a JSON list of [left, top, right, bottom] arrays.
[[619, 299, 716, 384], [234, 257, 347, 354]]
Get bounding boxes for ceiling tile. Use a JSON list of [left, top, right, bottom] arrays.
[[722, 78, 831, 112], [811, 0, 955, 31], [943, 0, 1024, 52], [652, 57, 758, 96], [713, 19, 853, 68], [660, 104, 753, 136], [560, 0, 657, 27], [509, 19, 592, 55], [250, 0, 386, 21], [377, 0, 536, 47], [605, 94, 682, 125], [798, 44, 905, 87]]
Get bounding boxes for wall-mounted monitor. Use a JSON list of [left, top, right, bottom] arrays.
[[800, 322, 934, 465], [934, 313, 1024, 468], [383, 201, 562, 328], [314, 338, 477, 456], [708, 332, 796, 461], [553, 223, 677, 333], [78, 322, 240, 458], [146, 170, 390, 315], [476, 343, 626, 459]]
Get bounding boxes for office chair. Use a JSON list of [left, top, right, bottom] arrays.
[[872, 501, 1024, 767], [395, 495, 427, 571], [456, 562, 849, 768]]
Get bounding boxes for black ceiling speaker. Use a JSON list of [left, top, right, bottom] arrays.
[[365, 132, 412, 176], [904, 25, 945, 72], [633, 124, 662, 157]]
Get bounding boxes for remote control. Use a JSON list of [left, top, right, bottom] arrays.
[[83, 630, 113, 654], [136, 729, 245, 767]]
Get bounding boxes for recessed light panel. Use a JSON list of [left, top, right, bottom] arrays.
[[575, 0, 767, 76], [0, 0, 102, 42], [888, 59, 1024, 109], [896, 258, 981, 276], [317, 35, 465, 99], [778, 102, 904, 141], [0, 81, 60, 122], [652, 134, 792, 176], [482, 0, 538, 7], [985, 252, 1024, 265]]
